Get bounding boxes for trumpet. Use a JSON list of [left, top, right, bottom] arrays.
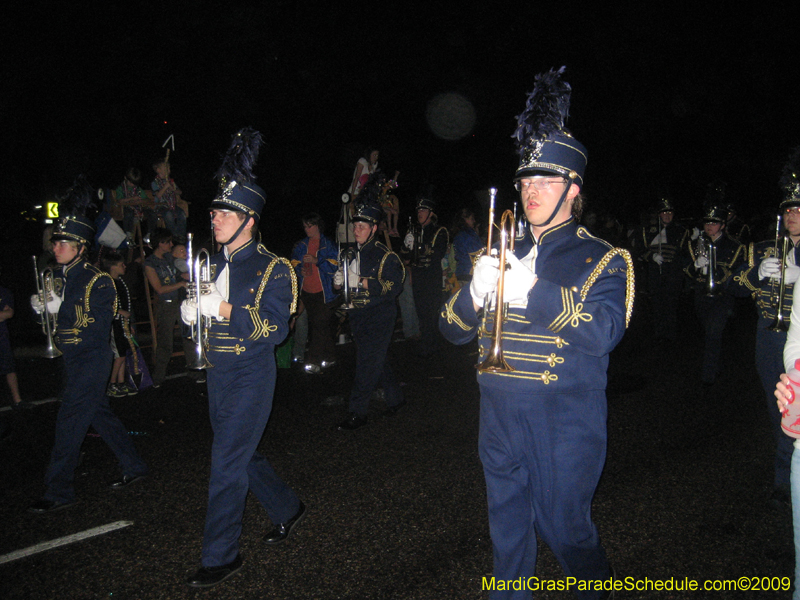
[[769, 213, 790, 332], [339, 246, 356, 310], [477, 187, 515, 374], [32, 255, 62, 359], [704, 234, 720, 296], [185, 233, 213, 370]]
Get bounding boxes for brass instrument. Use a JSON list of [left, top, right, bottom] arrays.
[[477, 187, 515, 373], [769, 213, 790, 332], [185, 233, 213, 369], [339, 246, 356, 310], [704, 234, 720, 296], [406, 216, 423, 267], [32, 255, 62, 358]]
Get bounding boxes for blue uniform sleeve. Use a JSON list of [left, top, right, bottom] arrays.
[[439, 287, 481, 345], [362, 251, 404, 304], [317, 239, 340, 279], [526, 252, 631, 358], [228, 258, 296, 346]]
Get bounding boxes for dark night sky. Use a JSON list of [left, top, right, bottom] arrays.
[[3, 2, 799, 261]]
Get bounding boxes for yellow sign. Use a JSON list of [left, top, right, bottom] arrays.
[[46, 202, 59, 218]]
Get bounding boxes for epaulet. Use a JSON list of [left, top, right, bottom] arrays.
[[375, 240, 391, 253], [579, 247, 635, 328], [253, 254, 298, 315], [577, 226, 614, 250], [83, 265, 116, 316], [432, 226, 450, 247]]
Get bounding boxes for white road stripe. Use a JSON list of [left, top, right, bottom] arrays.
[[0, 521, 134, 565]]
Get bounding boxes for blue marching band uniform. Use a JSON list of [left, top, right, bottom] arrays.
[[337, 201, 406, 429], [733, 236, 796, 498], [637, 197, 689, 343], [29, 185, 148, 513], [440, 68, 634, 599], [684, 205, 745, 385], [181, 129, 304, 587], [403, 197, 449, 355]]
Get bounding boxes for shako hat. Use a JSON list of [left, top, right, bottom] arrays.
[[51, 175, 97, 245], [512, 67, 587, 186], [780, 146, 800, 211], [211, 127, 266, 222]]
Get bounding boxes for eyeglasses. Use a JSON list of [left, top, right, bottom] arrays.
[[784, 207, 800, 215], [514, 178, 566, 192]]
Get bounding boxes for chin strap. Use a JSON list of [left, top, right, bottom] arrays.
[[220, 215, 252, 247], [529, 179, 574, 229]]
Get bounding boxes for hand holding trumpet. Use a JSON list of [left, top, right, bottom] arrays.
[[181, 282, 226, 323], [30, 292, 61, 315]]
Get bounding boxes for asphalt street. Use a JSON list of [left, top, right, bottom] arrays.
[[0, 293, 793, 599]]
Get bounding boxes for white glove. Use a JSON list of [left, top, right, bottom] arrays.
[[333, 269, 344, 287], [758, 257, 782, 280], [199, 282, 225, 321], [404, 232, 415, 250], [31, 293, 61, 315], [785, 264, 800, 285], [469, 255, 500, 307], [691, 227, 700, 240], [180, 299, 198, 325], [653, 253, 664, 266], [694, 256, 709, 269], [503, 252, 536, 305], [348, 260, 360, 289]]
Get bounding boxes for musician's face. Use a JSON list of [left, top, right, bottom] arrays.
[[52, 240, 80, 265], [784, 208, 800, 238], [353, 221, 376, 245], [659, 211, 674, 225], [703, 222, 723, 239], [520, 176, 578, 229], [211, 210, 247, 244], [417, 209, 432, 226]]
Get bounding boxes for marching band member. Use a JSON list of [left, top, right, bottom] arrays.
[[333, 199, 406, 431], [637, 196, 688, 344], [737, 148, 800, 506], [28, 177, 148, 514], [402, 194, 449, 357], [439, 68, 633, 599], [685, 204, 745, 385], [181, 129, 304, 588]]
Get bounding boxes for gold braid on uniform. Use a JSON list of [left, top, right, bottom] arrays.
[[579, 248, 635, 327], [247, 254, 298, 341], [378, 251, 405, 295], [441, 289, 472, 331]]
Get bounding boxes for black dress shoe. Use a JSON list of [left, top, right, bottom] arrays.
[[109, 473, 147, 490], [264, 501, 306, 545], [186, 554, 243, 588], [28, 498, 78, 514], [383, 399, 407, 416], [336, 414, 368, 431]]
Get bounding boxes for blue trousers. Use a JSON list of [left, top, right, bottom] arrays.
[[202, 358, 299, 567], [694, 293, 734, 384], [44, 350, 147, 504], [755, 325, 793, 491], [348, 304, 403, 417], [479, 386, 611, 600]]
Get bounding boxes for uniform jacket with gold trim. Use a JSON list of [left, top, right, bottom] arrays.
[[403, 223, 449, 273], [684, 233, 745, 292], [440, 218, 634, 394], [637, 221, 689, 266], [348, 237, 405, 311], [54, 258, 117, 356], [732, 238, 795, 325], [206, 238, 297, 366]]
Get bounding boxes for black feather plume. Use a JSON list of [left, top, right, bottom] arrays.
[[58, 174, 96, 215], [215, 127, 263, 188], [781, 146, 800, 198], [512, 66, 572, 154]]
